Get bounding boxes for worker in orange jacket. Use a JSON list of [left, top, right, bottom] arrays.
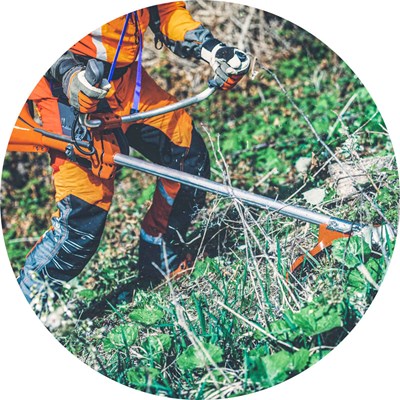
[[17, 2, 250, 304]]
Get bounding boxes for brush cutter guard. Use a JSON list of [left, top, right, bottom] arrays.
[[289, 224, 351, 274]]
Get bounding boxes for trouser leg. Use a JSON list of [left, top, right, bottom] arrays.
[[18, 194, 109, 303], [18, 155, 114, 304], [17, 78, 115, 304], [113, 65, 211, 279], [125, 123, 210, 278]]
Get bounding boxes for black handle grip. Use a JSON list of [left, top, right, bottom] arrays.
[[85, 59, 104, 87]]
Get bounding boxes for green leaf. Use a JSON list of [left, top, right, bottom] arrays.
[[266, 319, 300, 342], [248, 349, 310, 387], [347, 268, 368, 294], [103, 324, 138, 351], [286, 302, 344, 336], [261, 351, 291, 385], [129, 308, 165, 325], [144, 334, 172, 353], [77, 289, 98, 301], [290, 348, 310, 371], [249, 346, 269, 358], [191, 259, 209, 279], [176, 342, 224, 371], [331, 236, 371, 268], [347, 257, 383, 294], [364, 258, 383, 282], [126, 367, 160, 387]]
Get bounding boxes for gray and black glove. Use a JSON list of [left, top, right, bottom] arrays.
[[62, 59, 112, 113], [158, 25, 250, 90], [200, 39, 250, 90], [48, 53, 111, 113]]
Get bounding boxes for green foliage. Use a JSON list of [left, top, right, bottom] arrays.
[[103, 324, 139, 351], [331, 237, 371, 268], [247, 349, 309, 387], [144, 334, 172, 354], [347, 258, 383, 295], [285, 300, 345, 337], [125, 366, 160, 387], [129, 308, 165, 325], [1, 5, 398, 400], [176, 342, 224, 371], [78, 289, 98, 302]]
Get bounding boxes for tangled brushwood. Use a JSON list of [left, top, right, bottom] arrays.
[[1, 1, 398, 398]]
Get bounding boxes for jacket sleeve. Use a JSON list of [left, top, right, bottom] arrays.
[[156, 2, 215, 59]]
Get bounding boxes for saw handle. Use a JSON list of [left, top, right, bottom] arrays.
[[85, 59, 105, 87], [84, 84, 217, 129], [77, 59, 105, 125]]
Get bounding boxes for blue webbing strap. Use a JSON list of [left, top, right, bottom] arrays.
[[106, 11, 143, 114], [107, 13, 131, 82], [131, 12, 143, 114]]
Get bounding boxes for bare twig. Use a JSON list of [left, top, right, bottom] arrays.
[[259, 63, 396, 233]]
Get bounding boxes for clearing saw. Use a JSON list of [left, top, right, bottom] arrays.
[[7, 67, 394, 275]]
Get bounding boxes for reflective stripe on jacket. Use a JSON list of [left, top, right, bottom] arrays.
[[70, 2, 201, 67]]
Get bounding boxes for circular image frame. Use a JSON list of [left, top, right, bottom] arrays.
[[0, 0, 400, 400]]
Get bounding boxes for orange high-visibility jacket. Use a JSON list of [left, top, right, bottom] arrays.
[[70, 2, 203, 67]]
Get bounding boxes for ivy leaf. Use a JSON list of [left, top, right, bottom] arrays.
[[331, 236, 371, 268], [129, 308, 165, 325], [103, 324, 138, 351], [176, 342, 223, 371]]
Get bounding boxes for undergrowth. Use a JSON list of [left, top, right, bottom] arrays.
[[1, 2, 399, 399]]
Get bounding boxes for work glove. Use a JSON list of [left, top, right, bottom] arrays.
[[201, 39, 250, 90], [62, 59, 112, 113]]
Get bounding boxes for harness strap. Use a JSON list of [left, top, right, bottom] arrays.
[[107, 11, 143, 114], [148, 5, 164, 50], [131, 12, 143, 114], [107, 13, 131, 82]]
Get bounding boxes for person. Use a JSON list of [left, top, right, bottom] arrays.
[[17, 2, 250, 305]]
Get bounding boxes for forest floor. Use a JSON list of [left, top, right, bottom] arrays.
[[1, 2, 398, 399]]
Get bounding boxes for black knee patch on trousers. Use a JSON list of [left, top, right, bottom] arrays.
[[166, 127, 210, 243], [125, 122, 210, 244], [23, 195, 108, 291], [48, 195, 108, 282]]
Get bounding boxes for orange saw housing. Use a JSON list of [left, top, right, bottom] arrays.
[[8, 103, 122, 180]]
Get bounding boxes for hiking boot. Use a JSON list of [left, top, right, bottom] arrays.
[[137, 238, 195, 285], [167, 252, 195, 281]]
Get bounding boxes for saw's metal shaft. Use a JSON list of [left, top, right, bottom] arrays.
[[114, 153, 360, 234]]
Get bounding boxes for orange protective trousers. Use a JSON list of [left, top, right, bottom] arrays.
[[17, 61, 210, 301]]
